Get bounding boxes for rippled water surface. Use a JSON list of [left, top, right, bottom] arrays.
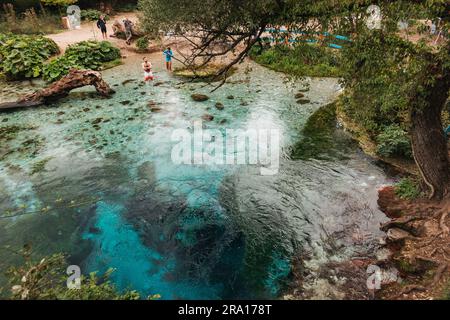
[[0, 56, 390, 299]]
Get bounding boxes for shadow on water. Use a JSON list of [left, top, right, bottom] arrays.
[[291, 102, 357, 161]]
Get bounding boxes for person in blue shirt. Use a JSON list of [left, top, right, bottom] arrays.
[[163, 47, 173, 71]]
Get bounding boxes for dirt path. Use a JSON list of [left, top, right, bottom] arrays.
[[46, 12, 140, 56]]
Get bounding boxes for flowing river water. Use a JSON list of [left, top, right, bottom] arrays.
[[0, 55, 391, 299]]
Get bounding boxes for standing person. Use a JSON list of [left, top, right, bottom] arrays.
[[123, 18, 134, 45], [163, 47, 173, 72], [97, 15, 108, 40], [142, 57, 154, 82]]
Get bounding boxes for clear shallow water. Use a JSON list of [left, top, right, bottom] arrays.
[[0, 56, 390, 299]]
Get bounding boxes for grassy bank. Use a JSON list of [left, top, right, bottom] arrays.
[[250, 44, 342, 78]]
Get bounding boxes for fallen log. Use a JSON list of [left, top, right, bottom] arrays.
[[0, 69, 115, 111]]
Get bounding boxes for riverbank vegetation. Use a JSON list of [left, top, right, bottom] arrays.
[[0, 34, 120, 82], [2, 249, 141, 300], [0, 3, 63, 35], [250, 44, 342, 78], [43, 40, 121, 82], [0, 33, 60, 79]]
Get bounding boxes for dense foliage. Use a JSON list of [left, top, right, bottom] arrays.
[[81, 9, 109, 21], [40, 0, 78, 7], [376, 124, 412, 158], [250, 44, 342, 78], [135, 36, 150, 52], [395, 178, 421, 200], [43, 40, 121, 81], [5, 252, 140, 300], [0, 33, 60, 79]]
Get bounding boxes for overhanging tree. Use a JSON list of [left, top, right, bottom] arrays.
[[340, 1, 449, 200]]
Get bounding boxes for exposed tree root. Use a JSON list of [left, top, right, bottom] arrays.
[[377, 187, 450, 300], [380, 216, 424, 233]]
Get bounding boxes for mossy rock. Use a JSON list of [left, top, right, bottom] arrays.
[[30, 157, 52, 175], [0, 125, 22, 142]]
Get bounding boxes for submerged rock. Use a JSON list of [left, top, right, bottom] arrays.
[[297, 99, 311, 105], [227, 95, 234, 100], [215, 102, 224, 110], [202, 114, 214, 121], [92, 118, 103, 125], [191, 94, 209, 102], [120, 100, 131, 105], [122, 79, 137, 86], [150, 107, 162, 112]]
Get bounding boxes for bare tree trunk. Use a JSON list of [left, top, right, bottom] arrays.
[[410, 64, 450, 201], [0, 69, 114, 110]]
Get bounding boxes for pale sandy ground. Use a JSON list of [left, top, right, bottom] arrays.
[[46, 12, 141, 55]]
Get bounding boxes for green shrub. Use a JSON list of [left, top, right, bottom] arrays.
[[0, 33, 59, 79], [5, 253, 141, 300], [42, 55, 82, 82], [81, 9, 109, 21], [43, 41, 121, 82], [250, 44, 342, 77], [136, 36, 150, 52], [376, 124, 412, 158], [395, 178, 421, 200]]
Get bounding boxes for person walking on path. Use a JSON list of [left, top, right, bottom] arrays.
[[97, 15, 108, 40]]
